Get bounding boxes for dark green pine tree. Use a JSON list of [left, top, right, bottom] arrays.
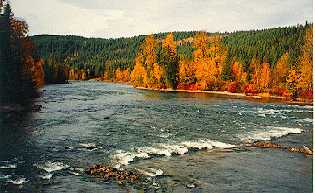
[[161, 47, 179, 89]]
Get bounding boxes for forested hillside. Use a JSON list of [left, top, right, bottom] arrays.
[[31, 23, 312, 99]]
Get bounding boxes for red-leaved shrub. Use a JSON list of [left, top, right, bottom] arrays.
[[227, 82, 238, 93], [298, 89, 313, 99], [270, 87, 291, 97], [243, 84, 257, 95]]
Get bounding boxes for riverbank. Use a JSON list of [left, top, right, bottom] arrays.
[[73, 79, 313, 105], [136, 86, 313, 105]]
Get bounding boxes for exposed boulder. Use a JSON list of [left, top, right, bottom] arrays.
[[287, 146, 313, 155], [251, 141, 313, 156], [86, 165, 142, 183], [252, 141, 282, 148]]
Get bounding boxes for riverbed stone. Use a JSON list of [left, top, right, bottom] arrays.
[[86, 165, 142, 183], [252, 141, 282, 148], [287, 146, 313, 155]]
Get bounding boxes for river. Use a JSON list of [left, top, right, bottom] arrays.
[[0, 81, 313, 192]]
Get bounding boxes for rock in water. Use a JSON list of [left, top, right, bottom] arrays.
[[288, 146, 313, 155], [251, 141, 313, 156], [86, 165, 142, 183], [252, 141, 282, 148], [302, 146, 313, 155]]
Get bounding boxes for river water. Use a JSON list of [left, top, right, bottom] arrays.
[[0, 81, 313, 193]]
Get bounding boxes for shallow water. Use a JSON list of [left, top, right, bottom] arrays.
[[0, 81, 313, 192]]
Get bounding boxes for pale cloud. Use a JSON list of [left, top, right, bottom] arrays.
[[11, 0, 313, 38]]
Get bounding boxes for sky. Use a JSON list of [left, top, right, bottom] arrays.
[[11, 0, 313, 38]]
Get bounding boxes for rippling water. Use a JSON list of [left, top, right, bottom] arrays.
[[0, 81, 313, 192]]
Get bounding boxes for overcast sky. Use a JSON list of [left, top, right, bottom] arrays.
[[11, 0, 313, 38]]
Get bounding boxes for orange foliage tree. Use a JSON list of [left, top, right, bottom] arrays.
[[115, 68, 130, 82], [231, 61, 247, 84], [10, 15, 45, 88]]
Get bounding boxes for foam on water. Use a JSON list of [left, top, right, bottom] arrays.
[[79, 143, 97, 148], [7, 177, 28, 185], [297, 118, 313, 123], [0, 174, 11, 179], [256, 107, 313, 117], [111, 139, 235, 167], [240, 126, 303, 142], [34, 161, 69, 173], [39, 173, 53, 180], [137, 168, 164, 177], [0, 164, 17, 169], [111, 150, 150, 166]]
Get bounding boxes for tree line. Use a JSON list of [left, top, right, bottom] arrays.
[[31, 22, 312, 99]]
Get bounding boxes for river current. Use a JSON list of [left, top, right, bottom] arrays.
[[0, 81, 313, 192]]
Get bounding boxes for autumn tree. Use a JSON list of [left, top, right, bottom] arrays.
[[130, 55, 147, 87], [272, 52, 289, 87], [115, 68, 130, 82], [253, 63, 271, 92], [231, 61, 247, 84], [130, 35, 164, 88], [152, 63, 164, 88], [0, 2, 44, 103], [286, 67, 299, 98], [178, 57, 195, 84], [297, 26, 313, 91], [193, 33, 226, 90]]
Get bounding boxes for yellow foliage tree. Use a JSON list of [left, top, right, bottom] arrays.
[[297, 26, 313, 90], [231, 61, 247, 84], [178, 58, 195, 84], [273, 52, 289, 87], [131, 35, 158, 88], [130, 56, 148, 87], [258, 63, 271, 91], [286, 68, 299, 97], [192, 33, 226, 90], [152, 63, 164, 85]]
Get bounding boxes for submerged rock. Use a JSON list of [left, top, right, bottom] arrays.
[[86, 165, 142, 183]]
